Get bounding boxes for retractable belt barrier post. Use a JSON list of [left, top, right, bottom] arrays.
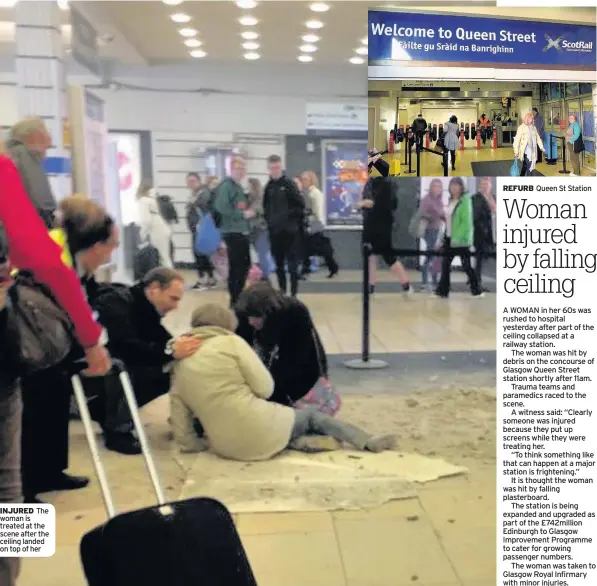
[[412, 139, 449, 177], [344, 243, 388, 370], [558, 136, 570, 175], [344, 243, 497, 371], [405, 134, 416, 174]]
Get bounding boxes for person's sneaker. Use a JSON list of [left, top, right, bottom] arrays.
[[327, 268, 339, 279], [402, 283, 413, 295], [191, 281, 206, 291], [104, 431, 142, 455], [205, 278, 217, 289], [289, 435, 342, 453], [366, 434, 398, 453], [471, 292, 485, 298], [369, 284, 376, 295], [435, 291, 449, 299]]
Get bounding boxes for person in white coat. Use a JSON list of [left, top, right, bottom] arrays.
[[137, 181, 173, 268]]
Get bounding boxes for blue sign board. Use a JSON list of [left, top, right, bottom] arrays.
[[369, 10, 596, 68], [322, 140, 368, 227]]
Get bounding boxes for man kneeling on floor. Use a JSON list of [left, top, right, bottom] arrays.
[[170, 303, 396, 460], [86, 268, 201, 454]]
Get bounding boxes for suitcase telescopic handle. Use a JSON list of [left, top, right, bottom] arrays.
[[71, 358, 167, 519]]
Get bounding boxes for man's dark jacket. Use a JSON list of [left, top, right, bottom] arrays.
[[91, 283, 173, 371], [263, 175, 305, 235], [472, 193, 494, 250]]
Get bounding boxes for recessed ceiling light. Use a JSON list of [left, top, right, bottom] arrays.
[[355, 46, 368, 56], [349, 56, 364, 64], [299, 44, 317, 53], [309, 2, 329, 12], [244, 52, 260, 60], [242, 41, 260, 50], [171, 13, 191, 23], [305, 20, 324, 29], [302, 34, 320, 43], [298, 55, 313, 63], [236, 0, 257, 8], [190, 50, 207, 58], [162, 0, 183, 5], [239, 15, 258, 26], [179, 28, 198, 37], [184, 38, 202, 48], [361, 37, 368, 46], [57, 0, 69, 10], [241, 31, 259, 40]]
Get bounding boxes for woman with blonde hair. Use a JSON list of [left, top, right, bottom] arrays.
[[300, 170, 339, 279], [513, 112, 546, 176], [136, 180, 173, 268]]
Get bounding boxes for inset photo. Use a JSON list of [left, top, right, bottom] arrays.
[[368, 6, 596, 178]]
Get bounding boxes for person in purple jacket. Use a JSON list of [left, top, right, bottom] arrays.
[[419, 179, 446, 291]]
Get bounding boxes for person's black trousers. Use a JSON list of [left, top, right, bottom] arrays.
[[436, 237, 481, 297], [520, 155, 533, 177], [270, 230, 301, 296], [223, 233, 251, 306], [191, 236, 214, 279], [304, 233, 339, 274], [474, 242, 487, 286], [21, 366, 71, 496], [84, 365, 171, 435], [537, 144, 543, 164]]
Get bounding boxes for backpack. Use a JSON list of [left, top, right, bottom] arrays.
[[157, 194, 179, 223]]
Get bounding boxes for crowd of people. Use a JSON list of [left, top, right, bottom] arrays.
[[177, 156, 340, 307], [0, 118, 394, 586]]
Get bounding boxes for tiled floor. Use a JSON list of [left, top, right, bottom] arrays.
[[17, 269, 496, 586], [372, 145, 595, 177]]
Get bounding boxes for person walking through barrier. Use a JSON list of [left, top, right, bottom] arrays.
[[247, 178, 274, 281], [418, 179, 445, 291], [566, 113, 583, 177], [359, 178, 411, 295], [442, 115, 460, 172], [513, 113, 546, 177], [436, 178, 483, 299], [532, 108, 545, 164], [263, 155, 305, 297]]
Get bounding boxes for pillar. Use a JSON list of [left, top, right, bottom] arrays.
[[15, 0, 71, 199]]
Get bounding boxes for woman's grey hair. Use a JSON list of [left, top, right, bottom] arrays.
[[569, 113, 578, 121], [191, 304, 238, 332]]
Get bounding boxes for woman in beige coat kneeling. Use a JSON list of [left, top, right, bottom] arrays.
[[170, 304, 396, 460]]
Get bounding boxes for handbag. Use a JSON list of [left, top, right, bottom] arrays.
[[195, 213, 221, 256], [292, 330, 341, 416], [408, 210, 428, 239], [133, 242, 160, 282], [510, 158, 521, 177], [573, 132, 585, 154], [8, 271, 74, 376]]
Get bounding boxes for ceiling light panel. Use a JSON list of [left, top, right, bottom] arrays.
[[299, 44, 317, 53], [355, 46, 368, 56], [305, 20, 324, 30], [184, 38, 202, 48], [241, 31, 259, 40], [179, 28, 198, 37], [349, 57, 364, 64], [361, 37, 368, 46], [244, 52, 260, 60], [171, 13, 191, 23], [162, 0, 183, 5], [242, 42, 260, 50], [236, 0, 257, 8], [239, 15, 258, 26], [309, 3, 329, 12], [298, 55, 313, 63], [190, 50, 206, 58], [302, 34, 319, 43]]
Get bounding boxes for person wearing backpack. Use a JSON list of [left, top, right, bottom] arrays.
[[186, 173, 216, 290], [137, 181, 173, 269], [212, 157, 252, 306]]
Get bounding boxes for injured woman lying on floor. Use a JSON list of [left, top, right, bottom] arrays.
[[169, 303, 397, 461]]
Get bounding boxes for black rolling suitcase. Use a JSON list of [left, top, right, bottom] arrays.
[[71, 361, 258, 586]]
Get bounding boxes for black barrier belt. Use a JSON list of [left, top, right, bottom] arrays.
[[416, 142, 449, 177], [353, 243, 496, 366]]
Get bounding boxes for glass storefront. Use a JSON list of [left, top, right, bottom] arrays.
[[539, 82, 595, 172]]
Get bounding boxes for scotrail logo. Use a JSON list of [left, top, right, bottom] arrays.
[[543, 33, 593, 53]]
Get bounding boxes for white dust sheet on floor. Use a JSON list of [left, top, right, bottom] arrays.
[[177, 450, 467, 513]]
